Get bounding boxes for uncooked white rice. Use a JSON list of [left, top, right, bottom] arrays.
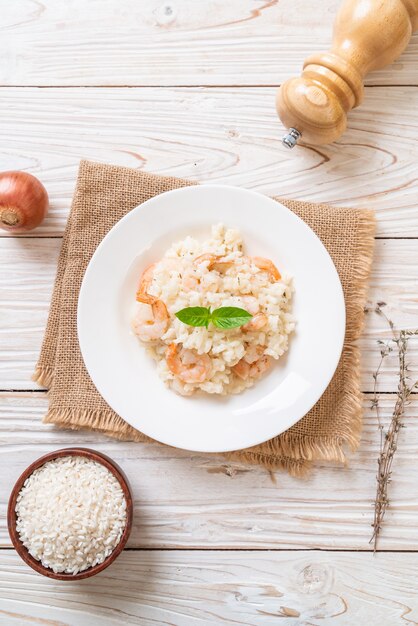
[[132, 224, 295, 396], [15, 456, 127, 575]]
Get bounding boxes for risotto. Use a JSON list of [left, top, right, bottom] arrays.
[[131, 224, 295, 396]]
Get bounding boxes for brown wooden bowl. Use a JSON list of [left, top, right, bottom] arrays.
[[7, 447, 133, 581]]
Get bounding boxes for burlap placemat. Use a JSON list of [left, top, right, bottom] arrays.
[[34, 160, 375, 476]]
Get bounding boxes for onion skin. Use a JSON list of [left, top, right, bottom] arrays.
[[0, 171, 49, 232]]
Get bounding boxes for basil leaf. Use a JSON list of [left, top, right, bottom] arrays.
[[175, 305, 253, 329], [211, 307, 252, 329], [175, 306, 211, 327]]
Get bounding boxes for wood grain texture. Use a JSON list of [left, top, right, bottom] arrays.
[[0, 238, 56, 389], [1, 237, 417, 390], [1, 392, 417, 550], [1, 550, 418, 626], [1, 0, 418, 87], [2, 0, 418, 615], [1, 87, 417, 237]]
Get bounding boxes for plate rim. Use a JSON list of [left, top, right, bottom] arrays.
[[77, 183, 346, 452]]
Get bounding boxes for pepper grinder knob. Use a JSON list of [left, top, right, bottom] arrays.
[[282, 128, 302, 149], [277, 0, 418, 147]]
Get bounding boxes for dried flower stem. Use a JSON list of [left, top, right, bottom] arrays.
[[369, 303, 418, 550]]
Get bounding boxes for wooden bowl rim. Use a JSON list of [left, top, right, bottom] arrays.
[[7, 447, 133, 581]]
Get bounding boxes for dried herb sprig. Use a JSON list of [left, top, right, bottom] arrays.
[[368, 302, 418, 550]]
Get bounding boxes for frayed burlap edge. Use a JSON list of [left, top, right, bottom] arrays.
[[32, 366, 54, 389], [41, 407, 308, 476], [41, 406, 152, 443]]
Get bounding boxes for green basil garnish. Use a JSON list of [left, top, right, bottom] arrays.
[[175, 306, 252, 329], [175, 306, 211, 328]]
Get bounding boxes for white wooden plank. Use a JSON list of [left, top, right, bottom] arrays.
[[1, 392, 417, 550], [1, 0, 418, 87], [0, 238, 417, 391], [0, 238, 58, 390], [1, 87, 418, 237], [1, 550, 418, 625]]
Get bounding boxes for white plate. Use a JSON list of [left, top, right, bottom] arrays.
[[78, 184, 345, 453]]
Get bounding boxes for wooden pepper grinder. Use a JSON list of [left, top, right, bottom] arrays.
[[277, 0, 418, 147]]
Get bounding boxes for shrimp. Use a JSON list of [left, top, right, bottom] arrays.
[[133, 262, 171, 341], [231, 358, 250, 380], [194, 253, 233, 272], [182, 276, 199, 291], [136, 262, 165, 304], [242, 312, 268, 332], [182, 273, 201, 292], [238, 297, 267, 331], [194, 253, 221, 266], [137, 264, 156, 299], [243, 344, 265, 364], [166, 343, 212, 384], [239, 295, 260, 315], [251, 257, 281, 282], [133, 296, 169, 341], [150, 258, 196, 291], [232, 354, 272, 381]]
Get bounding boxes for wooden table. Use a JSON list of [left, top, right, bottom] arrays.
[[1, 1, 418, 624]]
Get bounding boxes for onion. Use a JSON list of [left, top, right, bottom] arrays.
[[0, 171, 49, 232]]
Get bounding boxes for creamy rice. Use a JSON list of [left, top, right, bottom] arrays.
[[132, 224, 295, 396]]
